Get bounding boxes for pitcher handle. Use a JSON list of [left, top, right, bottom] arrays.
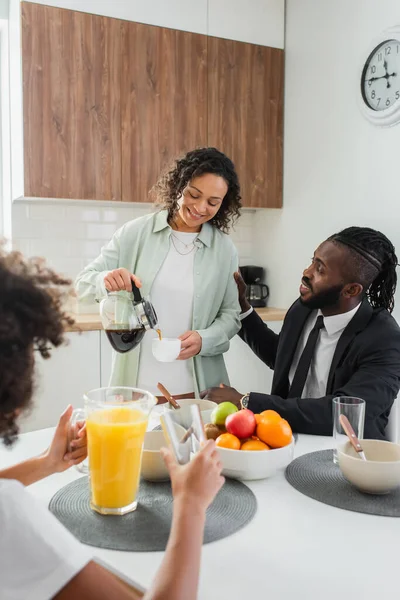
[[69, 408, 88, 474]]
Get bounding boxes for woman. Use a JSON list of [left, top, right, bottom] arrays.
[[76, 148, 242, 399], [0, 247, 224, 600]]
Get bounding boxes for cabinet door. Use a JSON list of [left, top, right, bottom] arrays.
[[19, 331, 101, 433], [121, 22, 208, 202], [208, 37, 284, 208], [22, 2, 122, 200]]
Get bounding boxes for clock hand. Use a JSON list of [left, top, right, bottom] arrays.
[[386, 72, 397, 88], [368, 75, 387, 82], [367, 72, 397, 85]]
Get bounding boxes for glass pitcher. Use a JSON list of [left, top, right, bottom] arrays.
[[100, 282, 159, 353], [70, 387, 156, 515]]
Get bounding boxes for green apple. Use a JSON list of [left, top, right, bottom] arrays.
[[211, 402, 238, 426]]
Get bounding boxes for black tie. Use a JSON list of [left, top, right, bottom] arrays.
[[288, 315, 325, 398]]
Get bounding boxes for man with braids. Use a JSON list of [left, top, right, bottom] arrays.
[[76, 147, 242, 402], [203, 227, 400, 440], [0, 246, 224, 599]]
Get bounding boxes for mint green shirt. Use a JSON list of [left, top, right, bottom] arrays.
[[75, 210, 241, 395]]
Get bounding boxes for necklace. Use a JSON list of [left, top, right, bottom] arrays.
[[170, 232, 199, 256]]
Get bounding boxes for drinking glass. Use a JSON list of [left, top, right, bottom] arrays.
[[332, 396, 365, 464], [70, 387, 156, 515]]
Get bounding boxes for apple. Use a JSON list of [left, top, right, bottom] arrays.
[[225, 409, 257, 440], [226, 410, 257, 439], [211, 402, 238, 426]]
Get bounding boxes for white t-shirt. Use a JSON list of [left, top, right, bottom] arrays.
[[137, 231, 197, 396], [0, 478, 92, 600]]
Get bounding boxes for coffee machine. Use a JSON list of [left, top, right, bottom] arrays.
[[239, 266, 269, 308]]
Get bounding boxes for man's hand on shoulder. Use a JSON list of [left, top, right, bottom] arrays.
[[234, 271, 252, 314]]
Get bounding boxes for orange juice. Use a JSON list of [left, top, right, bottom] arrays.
[[87, 406, 147, 510]]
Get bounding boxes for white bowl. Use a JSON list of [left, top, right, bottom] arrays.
[[152, 338, 181, 362], [338, 439, 400, 494], [141, 424, 186, 482], [164, 398, 217, 429], [217, 438, 295, 481]]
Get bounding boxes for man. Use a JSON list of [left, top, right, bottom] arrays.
[[202, 227, 400, 439]]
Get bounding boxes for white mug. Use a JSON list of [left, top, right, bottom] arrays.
[[152, 338, 181, 362]]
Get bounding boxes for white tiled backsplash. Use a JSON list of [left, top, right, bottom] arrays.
[[12, 199, 256, 308]]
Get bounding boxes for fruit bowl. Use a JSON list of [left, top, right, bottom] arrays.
[[217, 437, 295, 481]]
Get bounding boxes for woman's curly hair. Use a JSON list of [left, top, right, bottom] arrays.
[[0, 246, 74, 446], [152, 147, 242, 233]]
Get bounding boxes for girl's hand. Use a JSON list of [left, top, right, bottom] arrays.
[[161, 440, 224, 514], [44, 406, 87, 473]]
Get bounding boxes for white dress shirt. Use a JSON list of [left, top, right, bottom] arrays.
[[241, 303, 361, 398], [288, 303, 361, 398]]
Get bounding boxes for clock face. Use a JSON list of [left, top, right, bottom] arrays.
[[361, 39, 400, 111]]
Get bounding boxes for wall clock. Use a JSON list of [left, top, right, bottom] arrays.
[[359, 27, 400, 126]]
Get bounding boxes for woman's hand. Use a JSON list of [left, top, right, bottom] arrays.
[[178, 331, 202, 360], [104, 268, 142, 292], [44, 405, 87, 474], [161, 440, 224, 514]]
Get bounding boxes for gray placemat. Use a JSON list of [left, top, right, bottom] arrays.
[[285, 449, 400, 517], [49, 477, 257, 551]]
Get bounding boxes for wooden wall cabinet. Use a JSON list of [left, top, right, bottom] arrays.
[[121, 22, 208, 202], [208, 37, 283, 208], [22, 2, 122, 200], [21, 2, 283, 208]]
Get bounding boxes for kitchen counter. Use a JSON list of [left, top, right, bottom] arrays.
[[64, 307, 287, 332]]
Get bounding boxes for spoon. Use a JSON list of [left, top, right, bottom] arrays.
[[339, 414, 367, 461], [157, 382, 180, 410]]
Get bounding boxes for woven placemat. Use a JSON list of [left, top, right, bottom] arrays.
[[49, 476, 257, 551], [285, 449, 400, 517]]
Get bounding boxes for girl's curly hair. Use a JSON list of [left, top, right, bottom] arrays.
[[152, 147, 242, 233], [0, 246, 74, 446]]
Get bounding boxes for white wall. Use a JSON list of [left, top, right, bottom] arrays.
[[12, 200, 256, 299], [255, 0, 400, 319], [23, 0, 285, 46], [0, 0, 8, 20]]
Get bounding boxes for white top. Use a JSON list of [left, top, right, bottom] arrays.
[[137, 230, 197, 396], [288, 303, 361, 397], [0, 478, 92, 600]]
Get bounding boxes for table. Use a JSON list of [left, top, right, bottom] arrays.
[[1, 426, 399, 599]]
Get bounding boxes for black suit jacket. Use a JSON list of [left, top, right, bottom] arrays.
[[239, 299, 400, 439]]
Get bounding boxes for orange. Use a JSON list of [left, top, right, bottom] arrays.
[[259, 409, 281, 422], [257, 418, 292, 448], [215, 432, 241, 450], [254, 414, 262, 425], [241, 439, 270, 451]]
